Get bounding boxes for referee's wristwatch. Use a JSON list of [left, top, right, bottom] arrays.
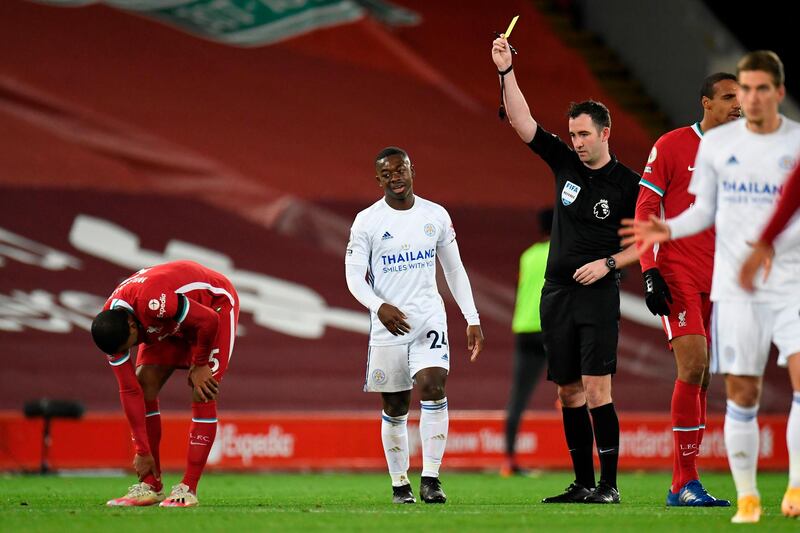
[[605, 256, 617, 271]]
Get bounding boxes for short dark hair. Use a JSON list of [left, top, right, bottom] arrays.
[[700, 72, 737, 101], [567, 100, 611, 131], [737, 50, 784, 87], [91, 309, 130, 355], [538, 207, 554, 236], [375, 146, 410, 164]]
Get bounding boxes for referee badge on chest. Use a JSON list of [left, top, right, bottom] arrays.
[[561, 181, 581, 206], [593, 199, 610, 219]]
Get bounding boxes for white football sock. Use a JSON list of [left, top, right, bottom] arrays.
[[725, 400, 760, 498], [788, 392, 800, 488], [420, 398, 448, 478], [381, 411, 410, 486]]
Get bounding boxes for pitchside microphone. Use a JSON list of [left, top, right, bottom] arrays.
[[24, 399, 84, 419], [24, 398, 85, 474]]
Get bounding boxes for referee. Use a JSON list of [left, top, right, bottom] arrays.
[[492, 36, 640, 504]]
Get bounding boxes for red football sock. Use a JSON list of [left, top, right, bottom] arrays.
[[182, 401, 217, 493], [142, 399, 163, 492], [698, 387, 708, 450], [671, 380, 701, 491]]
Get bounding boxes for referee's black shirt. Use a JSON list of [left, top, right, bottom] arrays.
[[528, 125, 640, 287]]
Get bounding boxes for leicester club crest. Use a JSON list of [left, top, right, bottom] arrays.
[[372, 369, 387, 385], [561, 181, 581, 206]]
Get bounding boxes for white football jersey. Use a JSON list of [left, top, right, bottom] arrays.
[[346, 196, 456, 346], [689, 116, 800, 302]]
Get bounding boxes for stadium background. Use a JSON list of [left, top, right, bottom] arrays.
[[0, 0, 796, 472]]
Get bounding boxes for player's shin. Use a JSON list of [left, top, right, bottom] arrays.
[[419, 398, 448, 478], [671, 380, 701, 490], [144, 399, 163, 492], [724, 400, 760, 497], [788, 392, 800, 489], [562, 405, 596, 488], [381, 411, 410, 486], [698, 387, 708, 448], [182, 400, 218, 493]]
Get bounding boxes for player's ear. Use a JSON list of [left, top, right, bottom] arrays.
[[776, 84, 786, 104], [601, 126, 610, 143]]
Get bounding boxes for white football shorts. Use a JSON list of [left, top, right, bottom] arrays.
[[364, 319, 450, 393], [710, 299, 800, 375]]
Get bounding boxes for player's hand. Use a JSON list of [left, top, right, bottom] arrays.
[[133, 453, 159, 482], [189, 364, 219, 402], [643, 268, 672, 316], [573, 258, 610, 285], [739, 240, 774, 292], [377, 303, 411, 336], [492, 37, 512, 71], [466, 325, 484, 362], [619, 215, 671, 249]]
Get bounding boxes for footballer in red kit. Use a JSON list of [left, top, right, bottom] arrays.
[[639, 123, 715, 339], [91, 260, 239, 508], [634, 73, 740, 507]]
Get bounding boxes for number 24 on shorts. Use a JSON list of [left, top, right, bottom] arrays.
[[427, 330, 447, 349]]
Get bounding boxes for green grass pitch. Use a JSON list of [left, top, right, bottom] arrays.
[[0, 471, 796, 531]]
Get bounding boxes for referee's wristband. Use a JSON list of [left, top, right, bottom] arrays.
[[498, 65, 513, 76]]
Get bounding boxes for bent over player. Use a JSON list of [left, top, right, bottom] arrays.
[[91, 260, 239, 508], [345, 146, 484, 504], [635, 72, 739, 507]]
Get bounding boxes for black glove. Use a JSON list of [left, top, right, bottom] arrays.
[[643, 268, 672, 316]]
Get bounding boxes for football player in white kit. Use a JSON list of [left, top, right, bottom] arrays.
[[621, 51, 800, 523], [345, 146, 484, 504]]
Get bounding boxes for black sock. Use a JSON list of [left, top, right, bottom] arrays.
[[562, 404, 595, 489], [590, 402, 619, 489]]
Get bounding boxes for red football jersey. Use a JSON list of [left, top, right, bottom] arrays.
[[102, 260, 237, 362], [638, 123, 714, 289]]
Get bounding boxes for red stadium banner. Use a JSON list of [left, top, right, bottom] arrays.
[[0, 410, 788, 472]]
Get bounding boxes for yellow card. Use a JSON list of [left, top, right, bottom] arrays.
[[503, 15, 519, 38]]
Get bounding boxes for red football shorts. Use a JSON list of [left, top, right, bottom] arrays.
[[136, 301, 239, 381], [660, 272, 711, 345]]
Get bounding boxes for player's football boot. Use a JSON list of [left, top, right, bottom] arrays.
[[420, 476, 447, 504], [731, 494, 761, 524], [392, 483, 416, 504], [541, 482, 592, 503], [583, 482, 620, 504], [781, 486, 800, 517], [159, 483, 199, 507], [106, 482, 165, 507], [666, 480, 731, 507]]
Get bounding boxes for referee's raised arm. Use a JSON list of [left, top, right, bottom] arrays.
[[491, 37, 537, 143]]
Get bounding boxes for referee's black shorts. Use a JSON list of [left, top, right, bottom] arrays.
[[540, 280, 620, 385]]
